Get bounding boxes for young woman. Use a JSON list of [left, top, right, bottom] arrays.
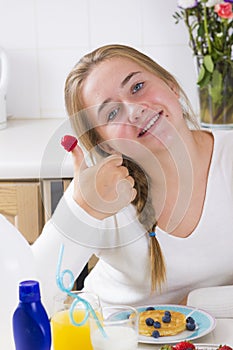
[[32, 44, 233, 315]]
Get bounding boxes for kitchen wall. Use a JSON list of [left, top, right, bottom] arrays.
[[0, 0, 199, 120]]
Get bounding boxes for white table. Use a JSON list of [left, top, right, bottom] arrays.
[[138, 319, 233, 349], [8, 318, 233, 349]]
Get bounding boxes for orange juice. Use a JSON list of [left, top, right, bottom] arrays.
[[51, 309, 93, 350]]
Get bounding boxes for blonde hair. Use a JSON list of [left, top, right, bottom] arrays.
[[64, 44, 198, 291]]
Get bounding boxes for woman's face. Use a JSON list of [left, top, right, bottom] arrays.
[[81, 57, 185, 159]]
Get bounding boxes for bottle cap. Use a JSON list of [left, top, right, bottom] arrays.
[[19, 280, 41, 303]]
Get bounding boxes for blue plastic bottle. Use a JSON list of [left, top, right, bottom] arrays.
[[12, 280, 51, 350]]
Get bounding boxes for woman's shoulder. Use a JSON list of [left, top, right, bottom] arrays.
[[199, 128, 233, 155], [211, 129, 233, 145], [210, 129, 233, 171]]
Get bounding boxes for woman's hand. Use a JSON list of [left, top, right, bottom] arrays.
[[69, 140, 137, 219]]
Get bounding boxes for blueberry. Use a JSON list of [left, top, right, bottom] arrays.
[[162, 315, 171, 323], [164, 310, 171, 317], [153, 321, 161, 328], [146, 306, 155, 311], [152, 330, 160, 338], [186, 322, 196, 331], [186, 316, 195, 324], [145, 317, 154, 326]]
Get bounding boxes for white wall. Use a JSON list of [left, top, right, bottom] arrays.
[[0, 0, 199, 120]]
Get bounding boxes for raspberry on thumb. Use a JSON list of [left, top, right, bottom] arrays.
[[61, 135, 78, 152]]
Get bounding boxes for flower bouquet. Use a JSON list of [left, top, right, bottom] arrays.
[[174, 0, 233, 127]]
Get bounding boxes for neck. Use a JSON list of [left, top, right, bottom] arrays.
[[137, 128, 213, 232], [140, 126, 199, 186]]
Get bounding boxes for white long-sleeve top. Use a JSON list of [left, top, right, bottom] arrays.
[[32, 130, 233, 315]]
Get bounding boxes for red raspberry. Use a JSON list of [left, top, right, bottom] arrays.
[[218, 346, 233, 350], [174, 341, 196, 350], [61, 135, 78, 152]]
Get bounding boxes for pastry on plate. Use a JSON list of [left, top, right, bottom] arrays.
[[138, 309, 186, 337]]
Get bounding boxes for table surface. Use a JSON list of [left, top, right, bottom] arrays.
[[7, 318, 233, 349], [138, 319, 233, 349]]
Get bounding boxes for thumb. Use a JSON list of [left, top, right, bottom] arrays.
[[61, 135, 87, 172], [71, 144, 88, 173]]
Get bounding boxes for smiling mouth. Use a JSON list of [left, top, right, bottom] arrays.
[[138, 111, 162, 137]]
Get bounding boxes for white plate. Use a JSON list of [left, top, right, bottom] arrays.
[[109, 304, 216, 344]]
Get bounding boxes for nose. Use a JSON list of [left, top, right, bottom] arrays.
[[127, 104, 145, 124]]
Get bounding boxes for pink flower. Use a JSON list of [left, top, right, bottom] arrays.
[[214, 2, 233, 18]]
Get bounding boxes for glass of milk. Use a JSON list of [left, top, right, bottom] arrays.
[[89, 305, 138, 350]]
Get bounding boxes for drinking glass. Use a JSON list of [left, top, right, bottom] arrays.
[[89, 305, 138, 350], [51, 291, 101, 350]]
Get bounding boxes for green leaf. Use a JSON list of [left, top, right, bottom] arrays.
[[204, 55, 214, 73], [197, 65, 205, 84], [210, 69, 223, 104], [212, 69, 222, 87], [160, 345, 173, 350], [198, 23, 205, 37], [198, 68, 211, 89]]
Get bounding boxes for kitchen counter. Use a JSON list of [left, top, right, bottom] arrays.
[[0, 118, 74, 180]]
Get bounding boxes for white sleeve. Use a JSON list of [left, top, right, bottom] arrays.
[[31, 181, 102, 316], [32, 180, 140, 315]]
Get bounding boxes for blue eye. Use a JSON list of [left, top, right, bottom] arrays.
[[107, 107, 119, 121], [132, 82, 143, 94]]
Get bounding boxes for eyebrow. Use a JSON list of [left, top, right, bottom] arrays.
[[97, 71, 141, 115], [98, 97, 112, 115], [120, 71, 141, 88]]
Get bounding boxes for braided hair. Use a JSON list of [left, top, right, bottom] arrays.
[[123, 157, 166, 291]]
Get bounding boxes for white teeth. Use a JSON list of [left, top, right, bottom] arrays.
[[139, 113, 161, 136]]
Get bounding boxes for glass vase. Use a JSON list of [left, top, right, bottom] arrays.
[[195, 56, 233, 129]]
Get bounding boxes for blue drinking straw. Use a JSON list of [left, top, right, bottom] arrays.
[[56, 244, 107, 338]]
